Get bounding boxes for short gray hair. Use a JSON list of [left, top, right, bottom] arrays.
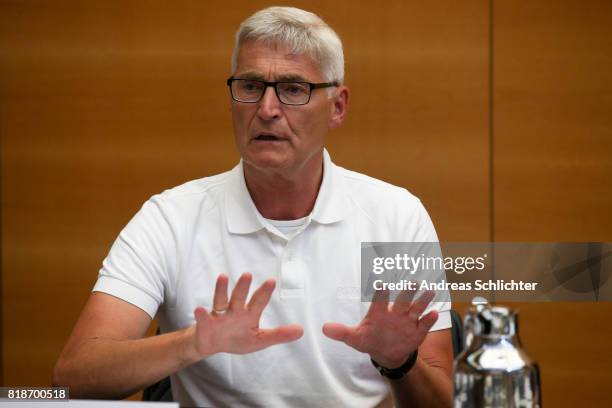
[[231, 7, 344, 84]]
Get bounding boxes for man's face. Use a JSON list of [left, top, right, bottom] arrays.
[[230, 40, 347, 175]]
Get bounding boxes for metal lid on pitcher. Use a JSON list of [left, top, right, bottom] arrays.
[[465, 297, 518, 337]]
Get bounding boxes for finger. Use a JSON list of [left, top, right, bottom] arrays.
[[366, 289, 390, 317], [247, 278, 276, 318], [255, 325, 304, 349], [212, 274, 229, 312], [229, 272, 253, 310], [391, 287, 417, 314], [417, 310, 439, 337], [194, 306, 211, 326], [408, 290, 436, 321], [322, 322, 353, 343]]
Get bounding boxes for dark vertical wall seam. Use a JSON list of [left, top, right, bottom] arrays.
[[489, 0, 495, 244], [1, 99, 4, 385], [489, 0, 496, 302]]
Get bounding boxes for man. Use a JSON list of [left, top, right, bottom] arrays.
[[54, 7, 453, 407]]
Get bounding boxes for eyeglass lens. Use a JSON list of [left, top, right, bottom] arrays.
[[231, 80, 310, 105]]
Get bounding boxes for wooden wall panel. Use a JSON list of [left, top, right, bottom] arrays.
[[323, 1, 490, 242], [1, 1, 236, 389], [495, 1, 612, 406], [1, 0, 490, 396]]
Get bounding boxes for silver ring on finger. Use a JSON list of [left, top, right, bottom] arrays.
[[212, 306, 228, 315]]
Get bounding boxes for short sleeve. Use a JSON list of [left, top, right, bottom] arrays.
[[413, 198, 440, 243], [404, 195, 452, 331], [93, 196, 176, 318]]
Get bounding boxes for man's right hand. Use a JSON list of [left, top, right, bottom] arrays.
[[53, 272, 302, 399], [186, 272, 303, 360]]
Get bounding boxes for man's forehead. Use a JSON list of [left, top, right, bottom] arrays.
[[234, 40, 323, 81], [236, 70, 311, 82]]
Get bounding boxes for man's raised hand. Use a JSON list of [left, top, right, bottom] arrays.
[[322, 290, 438, 369], [187, 272, 303, 360]]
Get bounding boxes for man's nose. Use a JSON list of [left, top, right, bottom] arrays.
[[257, 85, 282, 120]]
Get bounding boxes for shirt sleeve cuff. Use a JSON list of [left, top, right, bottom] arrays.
[[429, 309, 452, 331], [92, 275, 160, 319]]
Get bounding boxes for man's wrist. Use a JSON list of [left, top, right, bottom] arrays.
[[371, 349, 419, 380], [180, 326, 206, 366]]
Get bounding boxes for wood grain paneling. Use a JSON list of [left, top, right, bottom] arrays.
[[1, 1, 236, 389], [495, 1, 612, 406], [323, 1, 490, 242]]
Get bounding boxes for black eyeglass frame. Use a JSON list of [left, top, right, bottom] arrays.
[[226, 77, 339, 106]]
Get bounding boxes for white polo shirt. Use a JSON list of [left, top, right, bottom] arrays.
[[93, 149, 451, 407]]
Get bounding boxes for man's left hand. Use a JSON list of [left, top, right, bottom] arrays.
[[322, 290, 439, 369]]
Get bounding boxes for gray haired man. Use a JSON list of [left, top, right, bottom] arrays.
[[54, 7, 453, 407]]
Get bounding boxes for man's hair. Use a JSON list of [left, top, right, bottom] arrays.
[[231, 7, 345, 84]]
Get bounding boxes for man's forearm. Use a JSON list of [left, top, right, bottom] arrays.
[[389, 357, 453, 408], [53, 326, 198, 399]]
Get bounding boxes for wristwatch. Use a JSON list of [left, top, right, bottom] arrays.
[[371, 349, 419, 380]]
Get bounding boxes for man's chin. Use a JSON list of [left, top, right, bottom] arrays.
[[243, 151, 292, 171]]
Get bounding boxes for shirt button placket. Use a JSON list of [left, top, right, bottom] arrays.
[[280, 240, 303, 298]]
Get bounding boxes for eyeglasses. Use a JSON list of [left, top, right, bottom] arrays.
[[227, 77, 339, 106]]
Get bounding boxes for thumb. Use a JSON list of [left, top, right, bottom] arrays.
[[322, 322, 353, 342], [256, 325, 304, 349]]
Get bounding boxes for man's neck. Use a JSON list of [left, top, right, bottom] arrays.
[[243, 154, 324, 221]]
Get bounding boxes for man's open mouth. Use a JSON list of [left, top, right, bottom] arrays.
[[254, 133, 285, 141]]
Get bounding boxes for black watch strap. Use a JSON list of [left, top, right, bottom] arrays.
[[371, 349, 419, 380]]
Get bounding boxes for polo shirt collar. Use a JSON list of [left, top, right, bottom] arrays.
[[225, 148, 348, 234], [225, 162, 264, 234], [310, 149, 349, 225]]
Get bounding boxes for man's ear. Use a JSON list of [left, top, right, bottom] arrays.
[[329, 86, 349, 129]]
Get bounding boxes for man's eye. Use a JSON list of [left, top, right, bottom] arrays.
[[240, 81, 262, 92], [284, 84, 308, 94]]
